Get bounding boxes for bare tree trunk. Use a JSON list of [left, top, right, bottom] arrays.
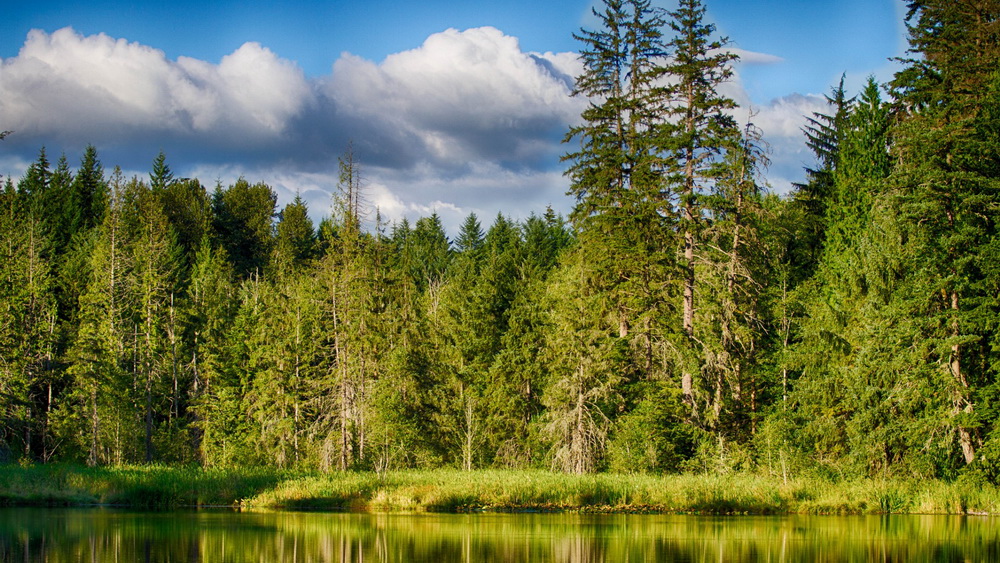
[[681, 93, 697, 412], [168, 294, 179, 422], [463, 387, 474, 472], [88, 386, 99, 467], [145, 314, 154, 463], [950, 290, 976, 464], [682, 182, 695, 409]]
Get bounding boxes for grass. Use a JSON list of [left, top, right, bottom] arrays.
[[2, 464, 1000, 514], [0, 463, 292, 509]]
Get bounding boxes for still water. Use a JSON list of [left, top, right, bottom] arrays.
[[1, 508, 998, 562]]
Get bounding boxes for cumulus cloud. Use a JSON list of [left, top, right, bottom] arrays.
[[0, 25, 820, 233], [327, 27, 584, 171], [0, 28, 312, 148], [750, 93, 830, 192]]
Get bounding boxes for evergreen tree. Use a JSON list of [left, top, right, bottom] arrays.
[[792, 75, 854, 239], [274, 194, 317, 271], [158, 178, 211, 274], [409, 213, 452, 292], [149, 151, 175, 192], [543, 251, 625, 473], [697, 118, 771, 445], [887, 0, 1000, 468], [659, 0, 741, 416], [0, 184, 58, 461], [454, 212, 485, 257], [67, 145, 107, 236], [60, 169, 136, 465], [124, 178, 181, 462], [212, 179, 277, 279], [564, 0, 674, 352], [186, 240, 236, 465], [16, 148, 51, 206]]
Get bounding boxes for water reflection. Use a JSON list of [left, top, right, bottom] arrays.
[[1, 508, 998, 562]]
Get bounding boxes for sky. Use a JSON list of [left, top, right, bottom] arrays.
[[0, 0, 908, 234]]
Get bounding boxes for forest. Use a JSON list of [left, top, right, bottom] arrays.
[[2, 0, 1000, 483]]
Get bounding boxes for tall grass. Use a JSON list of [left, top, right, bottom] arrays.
[[0, 463, 292, 508], [4, 464, 1000, 514]]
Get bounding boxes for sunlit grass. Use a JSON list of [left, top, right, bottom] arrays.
[[4, 464, 1000, 514]]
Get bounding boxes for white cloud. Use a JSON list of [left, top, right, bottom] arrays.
[[0, 25, 826, 232], [327, 27, 584, 168], [0, 27, 312, 146], [729, 48, 784, 66], [749, 93, 830, 193], [174, 42, 311, 135]]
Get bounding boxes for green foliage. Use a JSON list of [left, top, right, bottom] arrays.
[[211, 178, 277, 279], [274, 194, 317, 271], [2, 2, 1000, 485]]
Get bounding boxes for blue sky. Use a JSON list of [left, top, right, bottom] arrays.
[[1, 0, 907, 232]]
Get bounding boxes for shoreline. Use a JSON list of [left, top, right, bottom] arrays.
[[1, 465, 997, 516]]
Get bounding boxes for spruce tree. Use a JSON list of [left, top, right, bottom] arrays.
[[274, 194, 317, 271], [659, 0, 740, 417], [211, 179, 277, 279], [564, 0, 673, 352], [888, 0, 1000, 467]]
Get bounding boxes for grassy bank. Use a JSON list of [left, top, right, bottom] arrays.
[[2, 464, 998, 515]]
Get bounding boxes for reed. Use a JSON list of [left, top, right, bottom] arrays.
[[3, 464, 1000, 515]]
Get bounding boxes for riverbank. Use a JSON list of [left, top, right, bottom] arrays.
[[1, 464, 997, 515]]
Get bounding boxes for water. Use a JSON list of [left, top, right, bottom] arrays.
[[1, 508, 998, 562]]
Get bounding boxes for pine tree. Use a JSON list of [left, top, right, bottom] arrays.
[[542, 251, 625, 473], [158, 178, 211, 274], [409, 214, 452, 292], [16, 148, 51, 205], [454, 213, 485, 257], [698, 118, 771, 443], [68, 145, 107, 236], [186, 239, 236, 465], [659, 0, 741, 417], [149, 151, 175, 192], [887, 0, 1000, 467], [212, 179, 277, 279], [124, 178, 181, 462], [792, 76, 854, 236], [274, 194, 317, 272], [61, 169, 136, 465], [0, 183, 58, 461], [564, 0, 673, 351]]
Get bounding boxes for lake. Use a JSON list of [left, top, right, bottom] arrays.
[[1, 508, 997, 561]]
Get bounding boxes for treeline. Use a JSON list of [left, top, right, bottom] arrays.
[[3, 0, 1000, 481]]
